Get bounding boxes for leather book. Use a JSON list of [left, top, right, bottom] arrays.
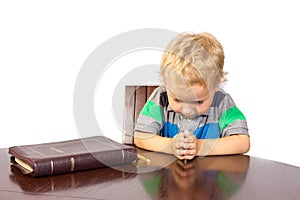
[[8, 136, 137, 177]]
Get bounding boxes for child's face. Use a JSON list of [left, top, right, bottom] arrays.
[[166, 84, 213, 118]]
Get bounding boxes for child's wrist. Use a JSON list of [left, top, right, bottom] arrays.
[[196, 139, 203, 156]]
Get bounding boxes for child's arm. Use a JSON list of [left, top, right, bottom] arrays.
[[197, 134, 250, 156], [134, 131, 200, 160], [134, 131, 174, 154], [134, 130, 250, 159], [177, 132, 250, 158]]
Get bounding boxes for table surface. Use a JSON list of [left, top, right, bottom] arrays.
[[1, 148, 300, 200]]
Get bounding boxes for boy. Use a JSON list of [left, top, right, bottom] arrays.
[[134, 32, 250, 160]]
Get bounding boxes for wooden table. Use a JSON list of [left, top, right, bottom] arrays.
[[1, 148, 300, 199]]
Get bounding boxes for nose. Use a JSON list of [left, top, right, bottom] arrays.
[[181, 104, 195, 117]]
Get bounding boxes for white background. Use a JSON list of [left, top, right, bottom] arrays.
[[1, 0, 300, 167]]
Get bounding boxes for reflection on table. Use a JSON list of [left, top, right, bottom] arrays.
[[137, 153, 249, 200], [1, 148, 300, 199]]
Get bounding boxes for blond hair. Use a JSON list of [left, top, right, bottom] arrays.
[[160, 32, 227, 90]]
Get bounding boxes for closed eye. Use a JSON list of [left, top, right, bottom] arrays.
[[195, 101, 203, 104], [174, 99, 203, 105], [173, 98, 182, 103]]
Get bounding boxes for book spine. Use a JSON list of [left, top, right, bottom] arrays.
[[31, 148, 137, 177]]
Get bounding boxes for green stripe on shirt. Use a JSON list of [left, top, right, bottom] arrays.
[[219, 106, 246, 131], [140, 100, 163, 122]]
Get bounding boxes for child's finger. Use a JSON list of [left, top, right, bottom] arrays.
[[174, 141, 186, 149], [175, 133, 185, 141], [184, 134, 197, 143], [183, 130, 193, 137], [174, 151, 185, 160], [183, 142, 196, 150], [182, 149, 197, 160]]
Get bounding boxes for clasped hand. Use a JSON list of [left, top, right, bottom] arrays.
[[172, 130, 198, 160]]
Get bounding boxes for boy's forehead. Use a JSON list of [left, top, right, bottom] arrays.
[[165, 84, 211, 100]]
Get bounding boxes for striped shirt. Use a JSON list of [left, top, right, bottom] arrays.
[[135, 86, 248, 139]]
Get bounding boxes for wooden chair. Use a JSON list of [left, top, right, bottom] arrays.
[[123, 85, 158, 144]]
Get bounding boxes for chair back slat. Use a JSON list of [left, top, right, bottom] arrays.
[[123, 85, 158, 144]]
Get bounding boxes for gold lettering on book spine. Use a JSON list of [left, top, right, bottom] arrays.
[[50, 160, 54, 175], [70, 157, 75, 171]]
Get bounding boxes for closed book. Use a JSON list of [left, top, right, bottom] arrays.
[[8, 136, 137, 177]]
